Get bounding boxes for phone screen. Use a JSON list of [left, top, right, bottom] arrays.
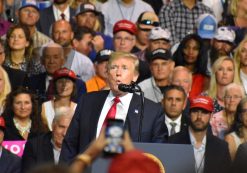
[[103, 119, 124, 156]]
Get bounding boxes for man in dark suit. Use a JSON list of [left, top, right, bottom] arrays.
[[36, 0, 75, 36], [232, 142, 247, 173], [162, 85, 188, 136], [0, 117, 21, 173], [22, 107, 73, 173], [60, 52, 168, 163], [169, 95, 231, 173], [24, 42, 86, 103]]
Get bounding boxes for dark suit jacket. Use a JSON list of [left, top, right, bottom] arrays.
[[169, 128, 232, 173], [3, 115, 42, 141], [60, 90, 168, 163], [0, 147, 21, 173], [36, 6, 76, 36], [232, 142, 247, 173], [165, 113, 189, 137], [22, 132, 54, 173], [24, 72, 86, 103]]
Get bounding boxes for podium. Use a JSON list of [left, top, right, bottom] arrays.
[[90, 143, 195, 173]]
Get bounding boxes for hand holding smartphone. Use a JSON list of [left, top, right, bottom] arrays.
[[103, 119, 124, 156]]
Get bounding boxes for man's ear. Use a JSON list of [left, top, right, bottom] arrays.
[[133, 71, 139, 82], [182, 99, 187, 110], [72, 39, 78, 49], [169, 60, 175, 71]]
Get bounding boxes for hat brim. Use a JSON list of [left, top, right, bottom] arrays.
[[151, 55, 171, 62], [150, 38, 170, 42], [19, 5, 39, 11], [76, 10, 99, 16], [198, 32, 215, 39], [113, 29, 136, 35], [54, 76, 76, 81], [190, 105, 213, 112]]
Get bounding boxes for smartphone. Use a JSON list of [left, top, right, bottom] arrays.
[[103, 119, 124, 156]]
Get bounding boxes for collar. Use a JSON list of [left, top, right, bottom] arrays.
[[108, 90, 133, 105], [50, 139, 61, 152], [189, 128, 206, 150], [165, 114, 182, 125], [118, 0, 136, 6], [151, 77, 159, 88]]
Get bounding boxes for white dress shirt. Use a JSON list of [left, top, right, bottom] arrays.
[[189, 129, 206, 173], [96, 91, 133, 138], [165, 115, 182, 136], [45, 75, 53, 91], [52, 5, 70, 22]]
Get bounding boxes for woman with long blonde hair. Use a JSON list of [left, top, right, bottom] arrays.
[[234, 36, 247, 93], [0, 66, 11, 114], [208, 56, 240, 113]]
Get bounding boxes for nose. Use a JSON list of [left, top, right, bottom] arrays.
[[116, 68, 122, 76], [20, 103, 25, 109], [171, 99, 176, 105]]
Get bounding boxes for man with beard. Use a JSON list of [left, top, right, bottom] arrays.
[[52, 20, 95, 81], [37, 0, 75, 37], [208, 26, 236, 73], [169, 95, 231, 173]]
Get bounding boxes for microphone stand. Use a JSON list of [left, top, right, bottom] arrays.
[[134, 84, 144, 142]]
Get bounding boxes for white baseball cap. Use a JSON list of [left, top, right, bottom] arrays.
[[214, 26, 236, 44], [149, 27, 171, 42]]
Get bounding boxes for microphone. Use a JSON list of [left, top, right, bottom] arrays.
[[118, 82, 141, 93]]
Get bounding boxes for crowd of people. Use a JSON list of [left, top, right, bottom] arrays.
[[0, 0, 247, 173]]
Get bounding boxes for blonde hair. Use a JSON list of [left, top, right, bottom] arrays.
[[107, 51, 139, 76], [230, 0, 240, 17], [234, 36, 247, 82], [0, 66, 11, 108], [208, 56, 240, 98]]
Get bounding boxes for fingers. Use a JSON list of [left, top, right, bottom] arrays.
[[121, 130, 135, 152]]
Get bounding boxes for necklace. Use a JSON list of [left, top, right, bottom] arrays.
[[117, 0, 136, 21], [13, 118, 32, 137]]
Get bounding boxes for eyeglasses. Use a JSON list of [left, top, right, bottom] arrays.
[[224, 95, 242, 100], [139, 20, 160, 27]]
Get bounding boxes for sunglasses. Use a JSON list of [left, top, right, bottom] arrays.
[[139, 20, 160, 27]]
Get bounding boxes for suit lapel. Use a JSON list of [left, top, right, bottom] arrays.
[[125, 94, 142, 140], [89, 91, 109, 139], [44, 133, 55, 161], [47, 6, 56, 28], [204, 133, 215, 173]]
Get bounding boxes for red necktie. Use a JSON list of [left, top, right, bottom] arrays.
[[47, 79, 54, 100], [61, 13, 65, 20], [103, 97, 120, 126]]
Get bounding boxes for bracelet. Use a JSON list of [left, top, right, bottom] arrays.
[[76, 154, 92, 166]]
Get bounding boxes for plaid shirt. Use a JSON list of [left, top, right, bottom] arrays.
[[159, 0, 213, 44]]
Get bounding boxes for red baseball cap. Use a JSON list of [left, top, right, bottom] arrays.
[[53, 68, 77, 81], [0, 116, 6, 131], [190, 96, 214, 112], [113, 20, 137, 35]]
